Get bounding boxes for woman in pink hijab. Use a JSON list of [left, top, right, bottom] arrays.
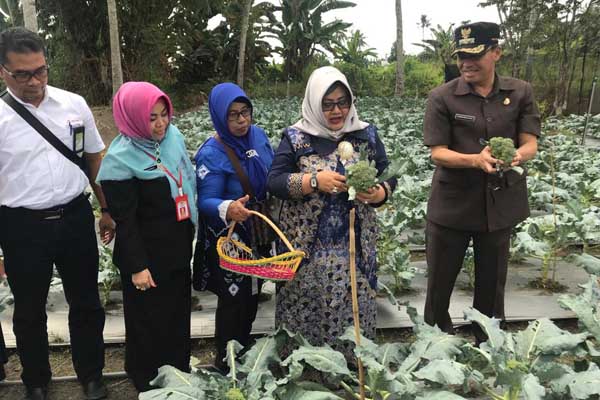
[[97, 82, 197, 392]]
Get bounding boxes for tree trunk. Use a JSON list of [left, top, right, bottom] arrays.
[[566, 52, 579, 112], [22, 0, 37, 32], [107, 0, 123, 96], [524, 3, 538, 82], [552, 0, 580, 115], [237, 0, 253, 89], [577, 43, 588, 114], [394, 0, 404, 97]]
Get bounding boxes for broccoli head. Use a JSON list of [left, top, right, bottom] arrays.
[[489, 137, 516, 165], [225, 387, 245, 400], [346, 160, 378, 200]]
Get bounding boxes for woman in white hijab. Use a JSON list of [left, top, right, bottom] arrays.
[[267, 66, 396, 358]]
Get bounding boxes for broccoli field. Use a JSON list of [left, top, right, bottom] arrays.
[[4, 98, 600, 399], [175, 97, 600, 291], [133, 97, 600, 400]]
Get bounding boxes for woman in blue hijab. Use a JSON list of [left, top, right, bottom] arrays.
[[193, 83, 273, 371]]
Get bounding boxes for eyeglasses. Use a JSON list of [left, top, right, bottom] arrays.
[[322, 97, 351, 112], [1, 64, 49, 83], [227, 107, 252, 121]]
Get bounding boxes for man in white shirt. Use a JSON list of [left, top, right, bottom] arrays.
[[0, 27, 114, 400]]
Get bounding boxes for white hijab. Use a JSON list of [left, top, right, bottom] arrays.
[[292, 66, 369, 141]]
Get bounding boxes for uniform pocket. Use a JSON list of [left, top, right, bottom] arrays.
[[436, 168, 469, 188], [504, 168, 527, 187]]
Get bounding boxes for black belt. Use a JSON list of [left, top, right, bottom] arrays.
[[2, 193, 90, 220]]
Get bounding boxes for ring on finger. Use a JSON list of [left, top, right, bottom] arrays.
[[332, 186, 338, 193]]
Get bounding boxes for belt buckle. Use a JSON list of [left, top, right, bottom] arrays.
[[43, 208, 64, 220]]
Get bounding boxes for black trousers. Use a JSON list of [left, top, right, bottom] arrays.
[[214, 287, 260, 369], [0, 197, 105, 387], [424, 221, 511, 342], [121, 268, 191, 392], [0, 321, 6, 381]]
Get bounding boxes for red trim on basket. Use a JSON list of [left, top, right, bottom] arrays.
[[219, 259, 295, 281]]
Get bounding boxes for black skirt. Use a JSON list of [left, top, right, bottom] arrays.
[[121, 268, 191, 391]]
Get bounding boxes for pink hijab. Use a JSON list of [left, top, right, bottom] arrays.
[[112, 81, 173, 140]]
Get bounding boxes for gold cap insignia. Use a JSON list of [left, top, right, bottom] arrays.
[[461, 27, 472, 40], [503, 97, 511, 106], [458, 27, 475, 45]]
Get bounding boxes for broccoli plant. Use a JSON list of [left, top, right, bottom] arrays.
[[461, 246, 475, 290], [463, 308, 588, 400], [98, 246, 120, 308]]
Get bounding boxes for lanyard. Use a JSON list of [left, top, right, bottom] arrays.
[[138, 144, 183, 192]]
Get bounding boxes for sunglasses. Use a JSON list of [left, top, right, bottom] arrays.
[[1, 64, 49, 83]]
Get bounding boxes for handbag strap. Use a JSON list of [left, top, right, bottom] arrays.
[[0, 90, 86, 173], [214, 134, 255, 199]]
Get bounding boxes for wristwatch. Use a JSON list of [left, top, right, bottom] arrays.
[[309, 172, 318, 192]]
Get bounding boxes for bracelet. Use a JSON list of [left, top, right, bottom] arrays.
[[370, 184, 388, 208], [287, 173, 304, 199], [100, 207, 110, 214]]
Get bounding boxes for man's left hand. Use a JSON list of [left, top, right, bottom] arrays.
[[511, 150, 523, 167], [99, 213, 116, 245]]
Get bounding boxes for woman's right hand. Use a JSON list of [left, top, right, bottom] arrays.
[[316, 171, 347, 194], [132, 268, 157, 291], [227, 195, 251, 222]]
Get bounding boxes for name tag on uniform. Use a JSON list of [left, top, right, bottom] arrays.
[[69, 120, 85, 157], [454, 113, 476, 122]]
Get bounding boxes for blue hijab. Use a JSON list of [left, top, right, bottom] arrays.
[[209, 83, 269, 199]]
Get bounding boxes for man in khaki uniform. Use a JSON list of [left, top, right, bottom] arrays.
[[423, 22, 540, 341]]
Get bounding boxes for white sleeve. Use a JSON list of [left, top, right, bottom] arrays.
[[218, 200, 234, 226], [78, 97, 105, 154]]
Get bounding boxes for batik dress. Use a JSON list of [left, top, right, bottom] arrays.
[[267, 124, 396, 357]]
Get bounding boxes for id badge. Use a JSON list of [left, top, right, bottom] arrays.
[[175, 193, 191, 221], [69, 120, 85, 157]]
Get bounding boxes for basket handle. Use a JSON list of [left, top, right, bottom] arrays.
[[226, 210, 296, 252]]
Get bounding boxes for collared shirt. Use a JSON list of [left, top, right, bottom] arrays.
[[0, 85, 105, 209], [424, 74, 541, 150], [423, 75, 541, 232]]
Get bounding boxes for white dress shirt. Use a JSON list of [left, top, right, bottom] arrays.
[[0, 85, 105, 209]]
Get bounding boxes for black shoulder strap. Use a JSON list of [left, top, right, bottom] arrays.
[[213, 134, 255, 199], [0, 91, 86, 172]]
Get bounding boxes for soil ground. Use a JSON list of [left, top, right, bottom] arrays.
[[0, 320, 580, 400]]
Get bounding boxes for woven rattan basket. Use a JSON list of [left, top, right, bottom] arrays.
[[216, 210, 305, 281]]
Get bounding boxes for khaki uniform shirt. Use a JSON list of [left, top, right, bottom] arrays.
[[423, 75, 541, 232]]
